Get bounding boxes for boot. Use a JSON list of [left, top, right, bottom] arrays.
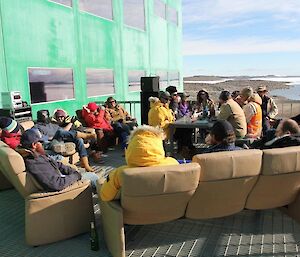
[[80, 156, 94, 172], [76, 131, 97, 140]]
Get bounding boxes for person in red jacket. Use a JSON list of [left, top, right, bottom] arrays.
[[82, 102, 115, 152]]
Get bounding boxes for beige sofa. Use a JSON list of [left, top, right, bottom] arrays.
[[98, 148, 300, 257], [0, 140, 94, 246]]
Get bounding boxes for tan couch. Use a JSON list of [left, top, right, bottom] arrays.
[[0, 140, 94, 246], [98, 148, 300, 257]]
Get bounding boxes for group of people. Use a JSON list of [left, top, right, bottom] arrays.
[[2, 85, 300, 203]]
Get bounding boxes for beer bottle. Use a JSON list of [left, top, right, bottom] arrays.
[[90, 221, 99, 251]]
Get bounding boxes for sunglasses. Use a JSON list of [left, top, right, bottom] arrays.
[[109, 100, 116, 103]]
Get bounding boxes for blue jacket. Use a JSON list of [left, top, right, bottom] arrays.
[[24, 151, 81, 191]]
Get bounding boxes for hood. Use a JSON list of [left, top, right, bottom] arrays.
[[149, 96, 160, 109], [249, 93, 262, 105], [125, 125, 169, 167]]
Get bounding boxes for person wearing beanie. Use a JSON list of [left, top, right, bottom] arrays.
[[0, 117, 21, 149], [19, 128, 98, 191], [202, 120, 242, 154], [239, 87, 263, 138], [166, 86, 179, 117], [217, 91, 247, 138]]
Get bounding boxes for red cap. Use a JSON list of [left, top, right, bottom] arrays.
[[87, 102, 99, 112]]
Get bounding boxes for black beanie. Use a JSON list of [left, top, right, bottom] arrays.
[[210, 120, 234, 142], [0, 117, 20, 134]]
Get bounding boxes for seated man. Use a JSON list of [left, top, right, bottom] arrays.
[[105, 97, 135, 150], [217, 91, 247, 139], [51, 109, 83, 131], [100, 125, 179, 201], [202, 120, 242, 154], [34, 110, 96, 172], [19, 128, 98, 191], [262, 119, 300, 149]]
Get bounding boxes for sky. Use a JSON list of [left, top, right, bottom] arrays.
[[182, 0, 300, 77]]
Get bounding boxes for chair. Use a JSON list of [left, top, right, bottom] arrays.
[[0, 141, 94, 246]]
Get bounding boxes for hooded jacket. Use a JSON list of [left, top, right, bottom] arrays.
[[148, 97, 175, 139], [82, 106, 113, 131], [100, 125, 178, 201]]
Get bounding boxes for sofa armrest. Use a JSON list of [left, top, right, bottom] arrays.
[[27, 180, 90, 199], [100, 200, 125, 257], [25, 180, 93, 246]]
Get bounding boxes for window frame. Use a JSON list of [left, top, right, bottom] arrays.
[[153, 0, 167, 20], [86, 68, 115, 98], [48, 0, 73, 8], [28, 67, 76, 104], [128, 70, 146, 92], [123, 0, 146, 32], [78, 0, 114, 22]]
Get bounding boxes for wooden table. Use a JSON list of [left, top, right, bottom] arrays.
[[168, 117, 215, 156]]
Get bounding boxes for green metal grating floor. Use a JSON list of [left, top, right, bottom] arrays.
[[2, 147, 300, 256]]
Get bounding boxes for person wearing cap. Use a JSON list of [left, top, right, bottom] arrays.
[[166, 86, 179, 117], [0, 117, 21, 149], [82, 102, 115, 153], [193, 89, 215, 118], [148, 91, 175, 139], [217, 91, 247, 138], [240, 87, 263, 138], [257, 86, 278, 135], [202, 120, 242, 154], [19, 128, 98, 192], [105, 97, 136, 150]]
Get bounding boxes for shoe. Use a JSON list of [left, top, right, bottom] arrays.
[[76, 131, 97, 140], [80, 156, 94, 172], [52, 142, 76, 156]]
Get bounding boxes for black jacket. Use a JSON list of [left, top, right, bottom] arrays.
[[24, 152, 81, 192]]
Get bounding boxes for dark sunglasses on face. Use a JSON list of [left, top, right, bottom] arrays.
[[109, 100, 115, 103]]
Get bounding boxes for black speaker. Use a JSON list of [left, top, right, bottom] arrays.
[[140, 91, 159, 125], [141, 76, 160, 92]]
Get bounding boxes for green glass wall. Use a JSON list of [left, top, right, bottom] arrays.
[[0, 0, 182, 118]]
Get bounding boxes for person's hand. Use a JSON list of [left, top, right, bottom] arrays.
[[83, 105, 90, 113], [64, 115, 72, 123], [205, 134, 212, 145]]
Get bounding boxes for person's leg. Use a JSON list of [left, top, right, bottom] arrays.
[[112, 122, 129, 149], [81, 172, 99, 189]]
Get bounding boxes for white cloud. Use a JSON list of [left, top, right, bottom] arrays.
[[183, 37, 300, 56], [183, 0, 300, 25]]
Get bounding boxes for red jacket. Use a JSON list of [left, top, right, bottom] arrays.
[[1, 130, 21, 149], [82, 108, 113, 131]]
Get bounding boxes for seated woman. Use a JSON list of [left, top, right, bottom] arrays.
[[82, 102, 115, 152], [193, 89, 215, 118], [100, 125, 178, 201], [202, 120, 242, 154]]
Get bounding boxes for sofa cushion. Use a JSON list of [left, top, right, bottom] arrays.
[[121, 163, 200, 224], [192, 149, 262, 181], [262, 146, 300, 175]]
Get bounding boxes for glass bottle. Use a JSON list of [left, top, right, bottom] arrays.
[[90, 221, 99, 251]]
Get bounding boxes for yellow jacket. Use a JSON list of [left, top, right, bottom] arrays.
[[100, 125, 178, 201], [148, 97, 175, 139]]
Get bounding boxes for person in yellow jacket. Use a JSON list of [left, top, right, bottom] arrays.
[[100, 125, 179, 201], [148, 91, 175, 139]]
